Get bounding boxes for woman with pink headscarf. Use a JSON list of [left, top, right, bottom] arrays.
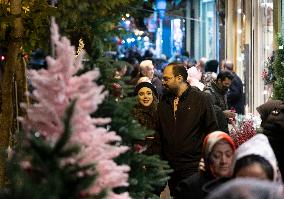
[[176, 131, 236, 199]]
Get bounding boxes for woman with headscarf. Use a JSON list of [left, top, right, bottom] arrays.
[[132, 81, 159, 155], [232, 133, 282, 182], [175, 131, 236, 199], [204, 133, 282, 199]]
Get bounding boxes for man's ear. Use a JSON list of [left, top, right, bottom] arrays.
[[177, 75, 183, 82]]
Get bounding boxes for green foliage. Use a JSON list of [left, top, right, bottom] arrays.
[[0, 0, 149, 53], [272, 34, 284, 100], [91, 56, 172, 199], [55, 0, 139, 54], [1, 101, 102, 199], [0, 0, 55, 51]]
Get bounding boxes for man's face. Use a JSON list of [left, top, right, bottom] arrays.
[[217, 77, 232, 94], [210, 141, 234, 177], [142, 65, 154, 80], [162, 66, 179, 95]]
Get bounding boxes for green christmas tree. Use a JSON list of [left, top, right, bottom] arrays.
[[272, 34, 284, 100], [88, 53, 172, 198]]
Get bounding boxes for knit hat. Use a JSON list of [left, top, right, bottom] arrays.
[[203, 131, 236, 164], [232, 134, 280, 182], [134, 82, 158, 98]]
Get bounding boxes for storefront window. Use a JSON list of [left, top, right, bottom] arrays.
[[171, 19, 184, 55], [200, 0, 218, 59], [259, 0, 273, 101]]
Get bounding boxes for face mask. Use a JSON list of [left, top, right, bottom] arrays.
[[222, 87, 229, 94]]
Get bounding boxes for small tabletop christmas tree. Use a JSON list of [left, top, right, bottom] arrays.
[[2, 20, 130, 199]]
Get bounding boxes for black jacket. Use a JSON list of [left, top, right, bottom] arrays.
[[157, 86, 218, 177], [204, 82, 229, 133], [176, 171, 215, 199], [227, 73, 245, 114]]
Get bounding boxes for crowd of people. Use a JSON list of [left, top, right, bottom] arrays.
[[114, 51, 284, 199]]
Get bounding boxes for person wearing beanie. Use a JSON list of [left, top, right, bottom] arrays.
[[176, 131, 236, 199], [232, 134, 282, 182], [256, 100, 284, 181], [132, 82, 159, 155]]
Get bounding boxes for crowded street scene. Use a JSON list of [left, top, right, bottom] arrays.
[[1, 0, 284, 198]]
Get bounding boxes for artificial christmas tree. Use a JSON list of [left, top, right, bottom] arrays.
[[272, 34, 284, 100], [257, 34, 284, 181], [1, 20, 130, 199]]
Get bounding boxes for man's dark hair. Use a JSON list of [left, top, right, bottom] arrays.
[[217, 70, 234, 81], [233, 154, 274, 181], [168, 62, 188, 82], [205, 59, 219, 73]]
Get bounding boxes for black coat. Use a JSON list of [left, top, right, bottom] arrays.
[[227, 73, 245, 114], [157, 86, 219, 178], [204, 82, 229, 133], [176, 171, 214, 199]]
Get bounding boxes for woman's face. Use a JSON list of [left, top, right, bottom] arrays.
[[137, 87, 153, 107], [235, 163, 270, 180], [210, 141, 234, 177]]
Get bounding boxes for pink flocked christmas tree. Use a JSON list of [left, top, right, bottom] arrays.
[[19, 19, 130, 199]]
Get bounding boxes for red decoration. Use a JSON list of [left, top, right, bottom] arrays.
[[134, 144, 143, 153], [230, 119, 256, 147], [111, 83, 122, 98]]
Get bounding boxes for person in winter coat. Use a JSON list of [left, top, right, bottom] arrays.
[[204, 71, 236, 133], [232, 133, 282, 182], [132, 81, 159, 155], [256, 100, 284, 181], [157, 62, 219, 197], [176, 131, 236, 199], [222, 60, 245, 114]]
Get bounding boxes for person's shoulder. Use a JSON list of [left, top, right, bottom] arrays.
[[190, 86, 211, 99], [178, 172, 201, 187], [233, 74, 243, 84]]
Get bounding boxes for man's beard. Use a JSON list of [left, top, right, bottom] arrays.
[[163, 86, 179, 96]]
